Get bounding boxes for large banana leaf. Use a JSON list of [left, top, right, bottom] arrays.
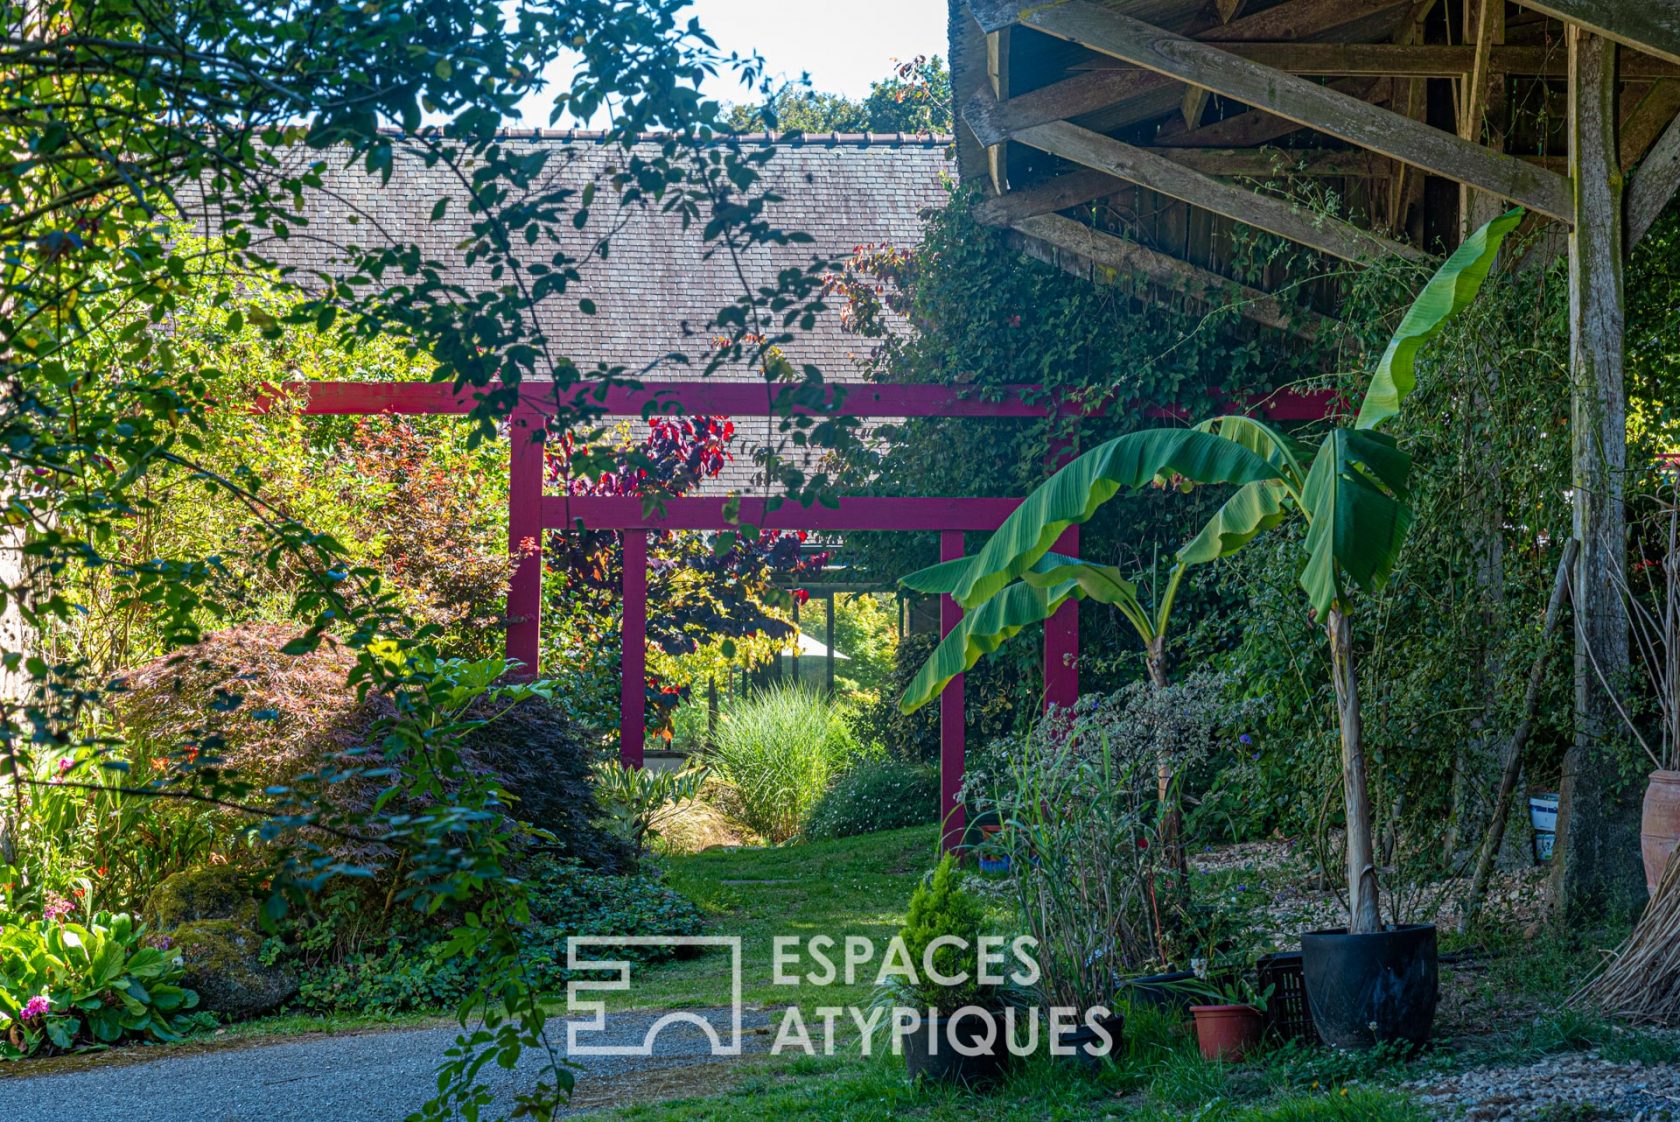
[[1355, 207, 1524, 431], [898, 554, 980, 595], [950, 429, 1284, 610], [1177, 477, 1294, 568], [1299, 428, 1414, 616], [899, 577, 1083, 713]]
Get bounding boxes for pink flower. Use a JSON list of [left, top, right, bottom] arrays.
[[42, 894, 73, 922], [20, 995, 49, 1022]]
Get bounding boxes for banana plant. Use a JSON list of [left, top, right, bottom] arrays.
[[899, 209, 1524, 935]]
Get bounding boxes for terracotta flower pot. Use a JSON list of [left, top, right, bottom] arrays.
[[1190, 1003, 1262, 1062], [1641, 770, 1680, 895]]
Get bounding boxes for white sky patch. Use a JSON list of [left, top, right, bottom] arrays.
[[511, 0, 949, 127]]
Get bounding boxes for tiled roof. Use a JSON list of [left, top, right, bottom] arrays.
[[256, 135, 953, 492]]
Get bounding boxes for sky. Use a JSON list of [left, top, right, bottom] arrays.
[[513, 0, 950, 127]]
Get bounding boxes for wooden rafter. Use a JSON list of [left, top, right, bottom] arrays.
[[1002, 1, 1575, 221], [1004, 212, 1331, 339], [1629, 103, 1680, 245], [987, 101, 1428, 263], [1067, 42, 1680, 78], [1514, 1, 1680, 67], [963, 0, 1411, 142]]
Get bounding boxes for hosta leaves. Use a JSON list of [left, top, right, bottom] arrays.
[[950, 429, 1283, 610], [1356, 207, 1524, 430]]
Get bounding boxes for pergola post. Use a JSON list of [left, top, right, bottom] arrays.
[[1553, 27, 1643, 917], [621, 529, 648, 769], [940, 529, 967, 851], [506, 403, 546, 677], [1045, 525, 1080, 711], [825, 592, 837, 697]]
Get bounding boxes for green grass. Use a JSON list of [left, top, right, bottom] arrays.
[[607, 824, 942, 1012], [585, 1047, 1427, 1122]]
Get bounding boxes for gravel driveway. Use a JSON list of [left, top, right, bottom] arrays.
[[0, 1009, 774, 1121]]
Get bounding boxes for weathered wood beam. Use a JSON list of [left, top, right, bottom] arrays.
[[1006, 212, 1330, 338], [975, 149, 1396, 227], [1152, 81, 1381, 148], [1461, 0, 1508, 235], [1069, 43, 1679, 78], [964, 0, 1410, 142], [1619, 79, 1680, 167], [1514, 1, 1680, 68], [1462, 0, 1502, 141], [973, 170, 1118, 224], [1554, 26, 1641, 919], [1010, 1, 1576, 221], [1628, 100, 1680, 243], [1003, 106, 1428, 263]]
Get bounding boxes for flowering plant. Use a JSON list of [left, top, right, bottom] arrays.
[[0, 912, 206, 1058]]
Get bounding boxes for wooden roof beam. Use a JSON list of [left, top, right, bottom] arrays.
[[963, 0, 1411, 140], [987, 98, 1429, 263], [1513, 1, 1680, 68], [1006, 1, 1575, 221], [1067, 42, 1679, 78], [1004, 212, 1332, 339], [1629, 102, 1680, 245]]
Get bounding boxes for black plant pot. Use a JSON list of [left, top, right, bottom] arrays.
[[1300, 924, 1438, 1050], [1121, 970, 1197, 1013], [1048, 1011, 1125, 1070], [901, 1011, 1006, 1087]]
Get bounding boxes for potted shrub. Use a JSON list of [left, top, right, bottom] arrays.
[[1178, 974, 1273, 1063], [896, 211, 1524, 1050], [892, 856, 1005, 1086]]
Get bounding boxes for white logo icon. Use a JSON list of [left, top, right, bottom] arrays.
[[565, 936, 744, 1057]]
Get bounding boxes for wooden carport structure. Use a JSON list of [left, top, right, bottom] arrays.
[[948, 0, 1680, 913]]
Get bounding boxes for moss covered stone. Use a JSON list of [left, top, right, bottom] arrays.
[[171, 919, 297, 1019], [144, 867, 262, 930]]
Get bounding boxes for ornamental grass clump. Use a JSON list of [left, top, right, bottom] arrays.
[[705, 684, 859, 843], [971, 713, 1170, 1013]]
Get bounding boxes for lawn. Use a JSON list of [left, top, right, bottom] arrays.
[[574, 827, 1674, 1122], [606, 824, 944, 1012]]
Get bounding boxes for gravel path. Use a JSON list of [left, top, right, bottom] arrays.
[[0, 1009, 773, 1121], [1412, 1052, 1680, 1120]]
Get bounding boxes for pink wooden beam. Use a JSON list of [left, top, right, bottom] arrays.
[[506, 404, 545, 677], [1044, 525, 1080, 711], [543, 496, 1024, 533], [621, 530, 648, 768], [940, 529, 967, 853], [260, 380, 1342, 422]]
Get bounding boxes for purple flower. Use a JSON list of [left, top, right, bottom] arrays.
[[42, 894, 73, 922], [56, 757, 72, 774], [20, 995, 49, 1022], [1239, 734, 1253, 745]]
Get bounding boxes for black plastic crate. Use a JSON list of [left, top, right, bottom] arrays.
[[1257, 951, 1320, 1045]]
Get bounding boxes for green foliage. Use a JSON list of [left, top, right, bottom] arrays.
[[975, 708, 1174, 1005], [898, 856, 989, 1013], [853, 632, 1031, 765], [0, 912, 208, 1058], [2, 2, 857, 1112], [805, 758, 938, 840], [724, 56, 952, 135], [705, 685, 860, 843], [276, 857, 703, 1016], [590, 761, 710, 855]]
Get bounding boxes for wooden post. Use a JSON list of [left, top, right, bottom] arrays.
[[506, 404, 545, 677], [940, 530, 967, 852], [790, 597, 800, 686], [621, 529, 648, 768], [1045, 525, 1080, 711], [1553, 27, 1643, 918], [825, 592, 837, 698]]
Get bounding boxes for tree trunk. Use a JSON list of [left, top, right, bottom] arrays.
[[1328, 608, 1381, 934]]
